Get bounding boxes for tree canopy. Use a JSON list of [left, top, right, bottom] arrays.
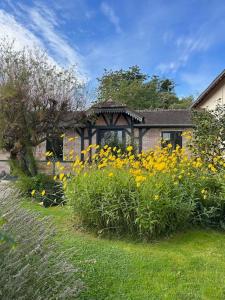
[[97, 66, 193, 109], [0, 40, 85, 176]]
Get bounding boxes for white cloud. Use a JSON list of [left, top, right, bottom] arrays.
[[0, 9, 44, 50], [0, 5, 87, 82], [157, 34, 211, 74], [100, 2, 121, 33], [28, 6, 83, 66]]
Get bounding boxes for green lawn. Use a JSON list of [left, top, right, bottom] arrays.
[[23, 201, 225, 300]]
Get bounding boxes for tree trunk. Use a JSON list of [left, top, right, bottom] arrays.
[[19, 145, 38, 176], [10, 144, 38, 176]]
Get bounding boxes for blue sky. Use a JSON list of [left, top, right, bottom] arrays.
[[1, 0, 225, 100]]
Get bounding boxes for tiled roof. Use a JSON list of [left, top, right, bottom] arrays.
[[60, 100, 193, 128], [87, 99, 144, 122], [137, 109, 192, 126]]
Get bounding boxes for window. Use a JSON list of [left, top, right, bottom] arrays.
[[46, 137, 63, 161], [98, 129, 124, 148], [161, 131, 182, 149]]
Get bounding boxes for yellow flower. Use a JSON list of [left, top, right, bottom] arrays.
[[126, 145, 133, 152], [167, 143, 173, 149], [154, 195, 159, 200], [135, 175, 146, 183], [41, 190, 46, 196], [108, 172, 114, 177], [68, 137, 75, 142], [59, 173, 65, 181], [155, 162, 166, 171], [46, 151, 53, 157], [31, 189, 36, 196]]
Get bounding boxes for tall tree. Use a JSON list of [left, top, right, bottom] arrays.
[[0, 40, 85, 176], [97, 66, 192, 109]]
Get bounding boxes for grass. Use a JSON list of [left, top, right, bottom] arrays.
[[23, 201, 225, 300]]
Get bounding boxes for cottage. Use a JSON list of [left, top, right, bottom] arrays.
[[1, 68, 224, 175], [34, 99, 192, 173], [0, 99, 194, 174]]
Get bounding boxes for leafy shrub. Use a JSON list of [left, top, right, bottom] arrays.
[[65, 144, 225, 240], [16, 173, 64, 207], [67, 169, 139, 235], [66, 169, 193, 239], [0, 187, 84, 299], [190, 174, 225, 227]]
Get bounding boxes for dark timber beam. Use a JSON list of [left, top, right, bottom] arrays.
[[80, 128, 84, 161]]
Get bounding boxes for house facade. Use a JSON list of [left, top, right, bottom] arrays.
[[32, 99, 193, 173], [3, 65, 225, 176], [0, 99, 193, 175]]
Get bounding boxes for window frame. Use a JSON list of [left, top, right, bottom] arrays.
[[161, 131, 183, 149], [97, 128, 126, 148], [46, 136, 64, 161]]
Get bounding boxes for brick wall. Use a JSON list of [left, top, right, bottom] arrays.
[[35, 141, 46, 160], [142, 128, 192, 152]]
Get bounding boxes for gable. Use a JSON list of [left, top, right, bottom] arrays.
[[191, 69, 225, 109]]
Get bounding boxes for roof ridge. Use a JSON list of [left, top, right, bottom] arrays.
[[136, 108, 191, 112]]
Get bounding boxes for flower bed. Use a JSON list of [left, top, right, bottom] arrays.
[[55, 144, 224, 239]]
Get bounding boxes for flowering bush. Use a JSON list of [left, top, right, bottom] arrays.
[[17, 173, 64, 207], [52, 142, 224, 239]]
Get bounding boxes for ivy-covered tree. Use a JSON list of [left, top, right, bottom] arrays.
[[0, 40, 85, 176], [191, 105, 225, 164], [97, 66, 192, 109]]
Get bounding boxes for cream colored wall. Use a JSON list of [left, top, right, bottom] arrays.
[[198, 77, 225, 110]]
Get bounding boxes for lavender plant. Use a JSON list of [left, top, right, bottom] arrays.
[[0, 186, 84, 299]]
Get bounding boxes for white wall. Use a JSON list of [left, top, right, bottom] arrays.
[[198, 77, 225, 110]]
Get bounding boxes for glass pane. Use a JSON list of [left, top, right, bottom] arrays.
[[99, 130, 124, 147], [46, 137, 63, 161], [162, 132, 171, 141], [162, 131, 182, 149]]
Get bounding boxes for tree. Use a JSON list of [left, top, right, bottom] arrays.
[[169, 96, 194, 109], [190, 104, 225, 164], [0, 40, 85, 176], [97, 66, 191, 109]]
